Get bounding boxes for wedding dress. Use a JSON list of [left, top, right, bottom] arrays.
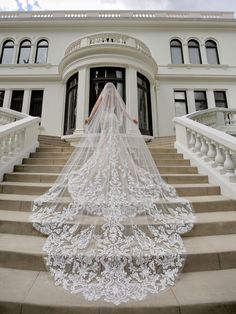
[[30, 82, 195, 305]]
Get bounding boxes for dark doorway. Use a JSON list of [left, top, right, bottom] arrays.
[[89, 67, 125, 113], [64, 73, 78, 135]]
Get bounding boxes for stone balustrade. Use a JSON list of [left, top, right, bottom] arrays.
[[0, 108, 40, 180], [64, 32, 151, 57], [174, 110, 236, 199]]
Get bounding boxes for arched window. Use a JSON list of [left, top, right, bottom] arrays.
[[17, 40, 31, 64], [205, 40, 219, 64], [170, 39, 184, 64], [137, 73, 152, 136], [0, 40, 14, 64], [35, 39, 48, 64], [188, 40, 202, 64], [64, 73, 78, 135]]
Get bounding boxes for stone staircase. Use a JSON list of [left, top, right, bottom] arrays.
[[0, 136, 236, 314]]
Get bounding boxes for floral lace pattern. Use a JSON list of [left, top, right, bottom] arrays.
[[30, 83, 195, 305]]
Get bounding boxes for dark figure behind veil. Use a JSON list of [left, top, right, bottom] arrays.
[[30, 82, 195, 305]]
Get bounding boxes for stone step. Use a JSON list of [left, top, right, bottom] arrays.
[[0, 182, 220, 196], [30, 151, 184, 160], [4, 172, 209, 184], [22, 157, 191, 166], [0, 210, 235, 237], [0, 194, 233, 213], [14, 164, 199, 174], [0, 233, 235, 273], [0, 267, 236, 314]]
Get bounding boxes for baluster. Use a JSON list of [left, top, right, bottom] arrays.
[[9, 132, 16, 156], [2, 135, 11, 162], [0, 138, 4, 162], [200, 136, 209, 159], [214, 144, 225, 170], [206, 140, 216, 166], [223, 149, 236, 175], [194, 134, 202, 156]]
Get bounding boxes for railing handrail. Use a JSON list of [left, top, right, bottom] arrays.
[[186, 108, 236, 120], [0, 115, 40, 139], [174, 115, 236, 151]]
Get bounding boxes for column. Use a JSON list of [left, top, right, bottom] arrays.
[[12, 43, 19, 64], [183, 43, 190, 64], [150, 81, 158, 137], [206, 89, 215, 109], [29, 43, 35, 64], [22, 89, 31, 114], [125, 66, 138, 133], [200, 42, 208, 64], [3, 89, 11, 108], [186, 89, 196, 113], [74, 68, 88, 135]]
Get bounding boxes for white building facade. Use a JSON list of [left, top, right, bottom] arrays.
[[0, 10, 236, 139]]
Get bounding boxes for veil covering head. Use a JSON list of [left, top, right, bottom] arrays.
[[30, 82, 195, 305]]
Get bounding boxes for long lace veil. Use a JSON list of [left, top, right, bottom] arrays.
[[30, 82, 195, 305]]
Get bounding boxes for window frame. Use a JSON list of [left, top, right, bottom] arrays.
[[0, 40, 14, 64], [194, 90, 208, 111], [17, 39, 31, 64], [170, 39, 184, 64], [214, 90, 227, 108], [205, 40, 220, 64], [188, 39, 202, 64], [35, 39, 48, 64], [174, 90, 188, 116]]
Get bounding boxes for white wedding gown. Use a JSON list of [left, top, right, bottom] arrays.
[[30, 83, 195, 305]]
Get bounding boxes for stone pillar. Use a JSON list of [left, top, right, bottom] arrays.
[[29, 43, 35, 64], [22, 89, 31, 114], [125, 66, 138, 133], [206, 89, 216, 109], [12, 44, 19, 64], [183, 43, 190, 64], [74, 68, 88, 135], [3, 90, 11, 108], [200, 42, 208, 64], [150, 81, 158, 137], [186, 89, 196, 113]]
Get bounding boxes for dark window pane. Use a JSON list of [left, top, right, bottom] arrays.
[[214, 91, 227, 108], [35, 40, 48, 64], [17, 40, 31, 64], [137, 73, 152, 135], [174, 90, 188, 116], [170, 40, 183, 64], [10, 90, 24, 112], [188, 40, 201, 64], [1, 40, 14, 64], [194, 91, 207, 111], [29, 90, 44, 117], [206, 40, 219, 64], [0, 90, 5, 107]]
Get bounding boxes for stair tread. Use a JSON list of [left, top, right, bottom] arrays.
[[0, 181, 219, 188], [0, 267, 235, 310], [0, 209, 235, 224], [0, 232, 235, 256]]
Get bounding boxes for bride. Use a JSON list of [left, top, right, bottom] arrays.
[[30, 82, 195, 305]]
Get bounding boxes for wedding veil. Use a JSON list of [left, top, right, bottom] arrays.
[[30, 82, 195, 305]]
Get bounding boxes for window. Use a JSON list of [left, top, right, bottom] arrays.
[[206, 40, 219, 64], [214, 91, 227, 108], [170, 39, 184, 64], [35, 40, 48, 64], [10, 90, 24, 112], [174, 91, 188, 116], [188, 40, 202, 64], [64, 73, 78, 135], [29, 90, 44, 117], [0, 40, 14, 64], [89, 67, 125, 114], [137, 73, 152, 136], [194, 91, 208, 111], [0, 90, 5, 107], [17, 40, 31, 64]]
